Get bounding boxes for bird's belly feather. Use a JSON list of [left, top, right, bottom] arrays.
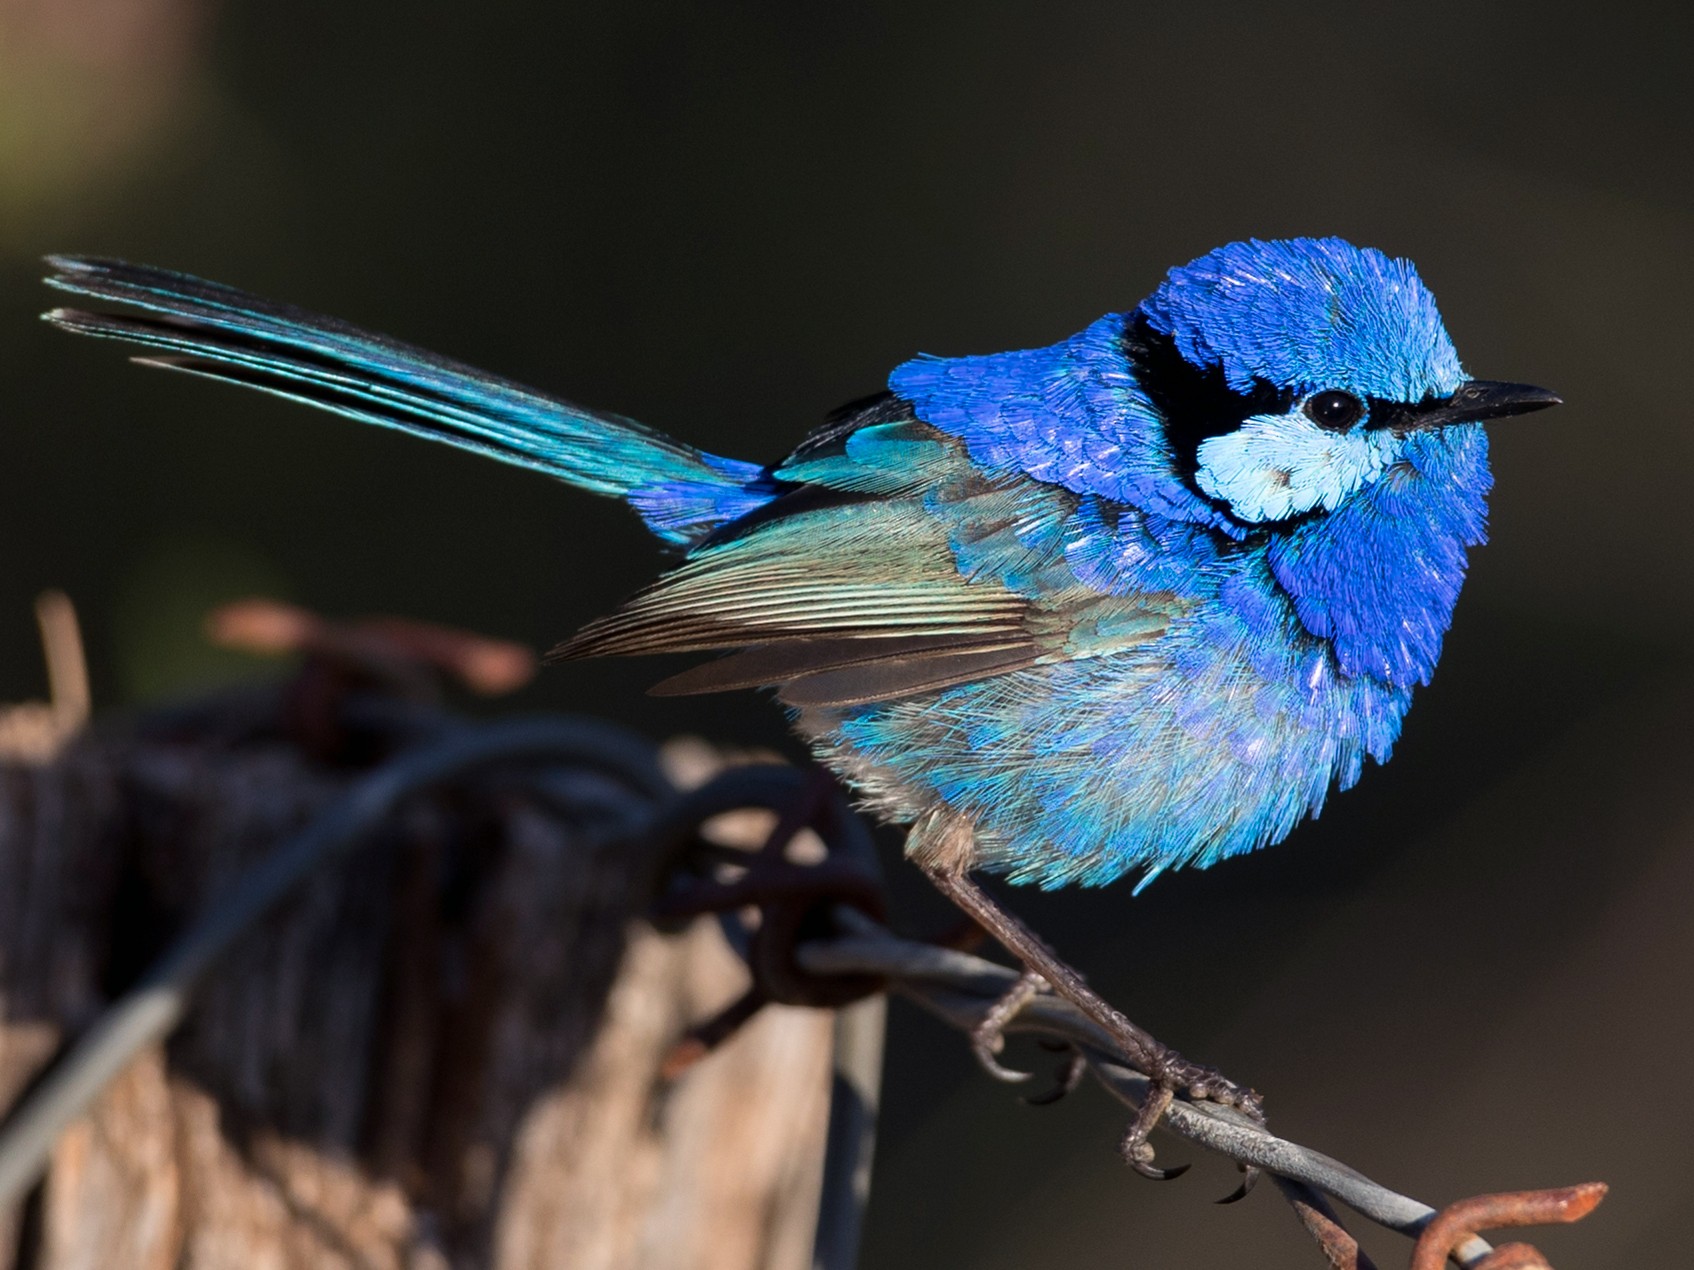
[[797, 575, 1413, 890], [791, 426, 1486, 889]]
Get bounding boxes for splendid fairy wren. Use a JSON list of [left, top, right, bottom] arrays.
[[44, 239, 1558, 1115]]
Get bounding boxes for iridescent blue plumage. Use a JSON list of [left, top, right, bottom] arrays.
[[42, 238, 1556, 892]]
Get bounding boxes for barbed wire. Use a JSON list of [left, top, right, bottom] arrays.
[[631, 767, 1609, 1270], [0, 715, 1607, 1269]]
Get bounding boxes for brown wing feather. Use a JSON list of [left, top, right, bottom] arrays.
[[648, 634, 1035, 697], [552, 456, 1178, 708], [775, 644, 1044, 708], [552, 502, 1027, 662]]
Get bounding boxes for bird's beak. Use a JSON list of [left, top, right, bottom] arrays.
[[1377, 380, 1563, 433]]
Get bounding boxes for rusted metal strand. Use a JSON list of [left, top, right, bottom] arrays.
[[797, 925, 1606, 1267], [638, 762, 888, 1270], [1275, 1177, 1381, 1270], [799, 923, 1433, 1228], [1410, 1185, 1607, 1270], [0, 701, 1605, 1270]]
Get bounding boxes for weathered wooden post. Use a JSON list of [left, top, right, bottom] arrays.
[[0, 604, 852, 1269]]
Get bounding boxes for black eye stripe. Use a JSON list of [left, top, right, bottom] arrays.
[[1303, 390, 1365, 431], [1123, 315, 1293, 477]]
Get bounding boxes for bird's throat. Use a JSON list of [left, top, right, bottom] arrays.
[[1264, 425, 1492, 688]]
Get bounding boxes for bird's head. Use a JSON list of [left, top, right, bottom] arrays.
[[1132, 237, 1559, 525]]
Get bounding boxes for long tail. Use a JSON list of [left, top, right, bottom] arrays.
[[42, 256, 771, 545]]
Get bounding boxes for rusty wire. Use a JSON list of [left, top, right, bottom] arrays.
[[0, 599, 1611, 1269], [1409, 1185, 1608, 1270], [787, 913, 1606, 1268], [642, 763, 888, 1270], [1276, 1177, 1382, 1270], [633, 761, 1609, 1269]]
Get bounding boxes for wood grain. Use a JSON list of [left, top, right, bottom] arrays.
[[0, 729, 834, 1269]]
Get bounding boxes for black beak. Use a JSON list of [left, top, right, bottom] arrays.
[[1373, 380, 1563, 433]]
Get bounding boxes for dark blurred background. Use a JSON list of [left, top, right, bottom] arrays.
[[2, 1, 1690, 1265]]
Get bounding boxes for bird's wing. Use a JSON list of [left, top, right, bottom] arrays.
[[46, 259, 1186, 710], [566, 502, 1040, 706], [886, 312, 1247, 535], [560, 408, 1186, 707]]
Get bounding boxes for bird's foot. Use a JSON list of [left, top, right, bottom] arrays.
[[919, 853, 1266, 1180], [969, 969, 1047, 1082], [1115, 1048, 1264, 1189], [1118, 1083, 1187, 1179], [1114, 1056, 1265, 1189], [1153, 1050, 1265, 1122]]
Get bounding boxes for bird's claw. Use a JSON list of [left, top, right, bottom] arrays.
[[1118, 1056, 1267, 1186], [971, 1037, 1033, 1083], [1216, 1164, 1262, 1204], [1128, 1156, 1192, 1182], [1118, 1081, 1192, 1180], [1022, 1048, 1087, 1106], [968, 969, 1048, 1083], [1110, 1054, 1268, 1187]]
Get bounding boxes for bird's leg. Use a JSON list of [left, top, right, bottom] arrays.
[[921, 864, 1205, 1086], [910, 813, 1263, 1164]]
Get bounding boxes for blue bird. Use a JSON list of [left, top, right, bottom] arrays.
[[43, 239, 1557, 1133]]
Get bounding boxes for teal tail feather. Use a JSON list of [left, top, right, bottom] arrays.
[[42, 256, 769, 545]]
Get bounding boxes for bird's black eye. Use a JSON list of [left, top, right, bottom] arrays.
[[1303, 390, 1365, 431]]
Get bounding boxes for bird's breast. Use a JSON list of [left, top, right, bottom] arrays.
[[796, 430, 1491, 888], [798, 583, 1414, 888]]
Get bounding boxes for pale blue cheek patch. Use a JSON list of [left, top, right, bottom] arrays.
[[1195, 411, 1398, 523]]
